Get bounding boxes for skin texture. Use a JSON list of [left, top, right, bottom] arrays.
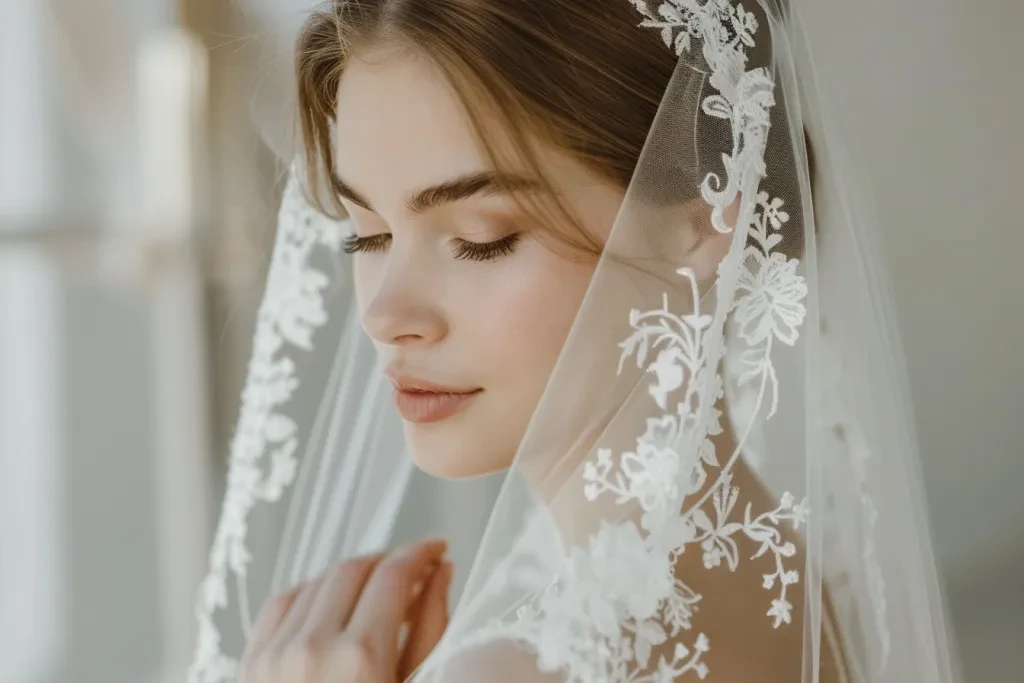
[[238, 539, 452, 683], [335, 49, 625, 479], [239, 48, 626, 683], [241, 48, 844, 683]]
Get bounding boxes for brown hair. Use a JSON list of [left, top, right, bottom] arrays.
[[295, 0, 805, 258], [296, 0, 680, 256]]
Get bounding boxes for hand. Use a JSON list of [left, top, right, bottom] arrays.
[[239, 538, 452, 683]]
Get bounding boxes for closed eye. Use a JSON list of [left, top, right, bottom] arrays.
[[343, 233, 391, 254], [343, 233, 521, 262], [452, 233, 521, 262]]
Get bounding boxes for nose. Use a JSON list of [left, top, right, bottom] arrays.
[[361, 266, 448, 347]]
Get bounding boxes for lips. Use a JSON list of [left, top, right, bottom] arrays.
[[387, 374, 482, 424]]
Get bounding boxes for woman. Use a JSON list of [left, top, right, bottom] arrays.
[[190, 1, 959, 682]]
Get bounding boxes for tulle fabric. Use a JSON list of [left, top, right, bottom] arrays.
[[189, 2, 961, 682]]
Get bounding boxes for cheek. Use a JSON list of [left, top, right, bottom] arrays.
[[470, 245, 595, 381], [351, 258, 377, 319]]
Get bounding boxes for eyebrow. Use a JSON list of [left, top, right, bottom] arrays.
[[331, 170, 544, 215]]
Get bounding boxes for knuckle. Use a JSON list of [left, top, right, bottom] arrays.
[[280, 636, 325, 679], [334, 635, 377, 677], [259, 592, 293, 622], [247, 596, 293, 648], [331, 554, 379, 585], [336, 555, 374, 580], [378, 556, 415, 585]]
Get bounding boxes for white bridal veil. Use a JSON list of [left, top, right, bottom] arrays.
[[189, 1, 961, 681]]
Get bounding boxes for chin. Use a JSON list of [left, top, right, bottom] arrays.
[[404, 420, 513, 480]]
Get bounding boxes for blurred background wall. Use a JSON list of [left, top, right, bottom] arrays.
[[0, 0, 1019, 681]]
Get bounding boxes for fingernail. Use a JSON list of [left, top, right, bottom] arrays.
[[396, 538, 446, 559], [415, 537, 447, 552], [421, 539, 448, 557], [410, 561, 441, 596]]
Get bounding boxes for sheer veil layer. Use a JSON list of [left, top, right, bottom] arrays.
[[189, 1, 961, 682]]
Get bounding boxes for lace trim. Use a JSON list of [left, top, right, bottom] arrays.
[[818, 339, 891, 669], [468, 3, 812, 681], [188, 170, 344, 683], [188, 3, 852, 682]]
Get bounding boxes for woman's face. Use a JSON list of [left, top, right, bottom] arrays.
[[333, 50, 624, 478]]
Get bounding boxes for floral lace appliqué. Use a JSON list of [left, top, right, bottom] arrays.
[[471, 3, 811, 681], [188, 172, 344, 683]]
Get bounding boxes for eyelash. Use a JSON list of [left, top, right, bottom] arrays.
[[343, 233, 390, 255], [453, 233, 521, 261], [343, 233, 522, 262]]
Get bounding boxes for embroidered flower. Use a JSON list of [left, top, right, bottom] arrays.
[[734, 249, 809, 346], [649, 347, 687, 409], [194, 5, 821, 683], [759, 191, 791, 229], [189, 171, 345, 683], [767, 598, 794, 627]]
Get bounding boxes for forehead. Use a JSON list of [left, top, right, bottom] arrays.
[[333, 50, 489, 202]]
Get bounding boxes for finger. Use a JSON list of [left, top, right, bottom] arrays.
[[399, 560, 452, 679], [298, 552, 385, 638], [240, 583, 304, 674], [272, 551, 386, 649], [346, 538, 448, 666], [264, 576, 327, 654]]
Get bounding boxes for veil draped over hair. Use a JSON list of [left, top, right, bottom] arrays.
[[189, 1, 961, 681]]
